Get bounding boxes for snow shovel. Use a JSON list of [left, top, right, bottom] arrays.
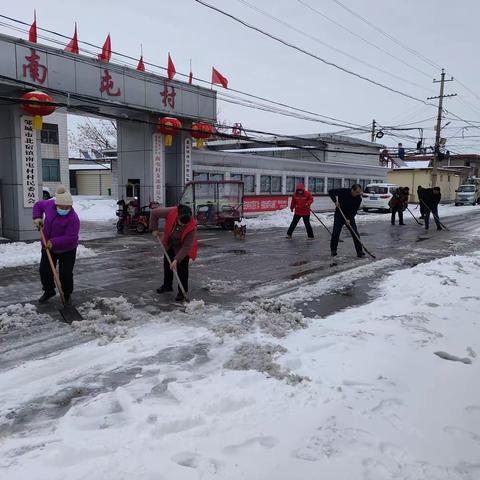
[[154, 236, 189, 302], [405, 206, 423, 226], [39, 228, 83, 324], [337, 206, 376, 259], [420, 200, 449, 231], [309, 209, 343, 242]]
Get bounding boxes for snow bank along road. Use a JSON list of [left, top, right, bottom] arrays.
[[0, 209, 480, 479]]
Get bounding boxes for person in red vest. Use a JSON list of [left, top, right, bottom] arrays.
[[150, 204, 198, 302], [286, 183, 314, 239]]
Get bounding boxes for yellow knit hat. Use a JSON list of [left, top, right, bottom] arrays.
[[54, 186, 73, 206]]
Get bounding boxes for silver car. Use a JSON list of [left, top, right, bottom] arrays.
[[455, 185, 479, 206]]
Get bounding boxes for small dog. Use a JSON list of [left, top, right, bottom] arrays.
[[233, 224, 246, 240]]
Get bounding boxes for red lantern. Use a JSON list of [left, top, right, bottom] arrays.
[[20, 90, 56, 130], [191, 122, 216, 148], [157, 117, 182, 147]]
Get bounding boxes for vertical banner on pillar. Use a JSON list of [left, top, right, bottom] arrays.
[[184, 137, 192, 184], [21, 116, 39, 208], [152, 133, 165, 204]]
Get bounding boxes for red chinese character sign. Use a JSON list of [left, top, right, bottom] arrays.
[[22, 48, 48, 85], [21, 116, 39, 208], [100, 69, 121, 97], [152, 133, 165, 205], [160, 85, 176, 109]]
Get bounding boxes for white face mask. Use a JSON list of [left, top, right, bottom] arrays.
[[56, 207, 70, 216]]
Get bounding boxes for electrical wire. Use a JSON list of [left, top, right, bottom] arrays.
[[192, 0, 431, 104]]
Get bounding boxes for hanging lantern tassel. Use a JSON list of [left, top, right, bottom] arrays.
[[20, 90, 56, 130], [191, 122, 216, 149], [157, 117, 182, 147]]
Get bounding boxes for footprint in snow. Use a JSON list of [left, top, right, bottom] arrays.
[[171, 451, 223, 475], [222, 436, 277, 454]]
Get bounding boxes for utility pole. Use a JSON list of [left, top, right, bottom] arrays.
[[427, 69, 456, 187], [371, 119, 376, 142]]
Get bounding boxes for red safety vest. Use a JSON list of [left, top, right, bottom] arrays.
[[162, 207, 198, 261]]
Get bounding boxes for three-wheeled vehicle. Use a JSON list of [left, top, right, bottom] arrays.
[[116, 199, 160, 233], [179, 180, 244, 230]]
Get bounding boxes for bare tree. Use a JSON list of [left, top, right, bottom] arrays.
[[69, 117, 117, 156]]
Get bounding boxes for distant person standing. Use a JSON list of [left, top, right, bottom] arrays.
[[389, 187, 409, 225], [329, 184, 365, 257], [398, 143, 406, 161], [422, 187, 443, 231], [286, 183, 314, 239]]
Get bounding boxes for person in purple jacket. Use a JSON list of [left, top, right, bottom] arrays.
[[32, 186, 80, 305]]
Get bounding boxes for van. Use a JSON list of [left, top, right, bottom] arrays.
[[455, 185, 479, 206], [361, 183, 399, 212]]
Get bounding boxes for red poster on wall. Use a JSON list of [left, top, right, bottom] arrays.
[[243, 195, 289, 213]]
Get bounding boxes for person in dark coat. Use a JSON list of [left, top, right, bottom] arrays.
[[417, 185, 427, 219], [150, 204, 198, 302], [422, 187, 443, 230], [329, 184, 364, 257], [389, 187, 409, 225], [32, 186, 80, 305], [286, 183, 314, 239]]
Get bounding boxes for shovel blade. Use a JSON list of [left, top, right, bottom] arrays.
[[59, 305, 83, 324]]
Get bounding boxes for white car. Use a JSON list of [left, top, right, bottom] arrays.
[[361, 183, 399, 212]]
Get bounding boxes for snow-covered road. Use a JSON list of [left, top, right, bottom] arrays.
[[1, 252, 480, 479]]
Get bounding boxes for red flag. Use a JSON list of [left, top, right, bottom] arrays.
[[64, 23, 79, 54], [29, 11, 37, 43], [167, 53, 176, 81], [212, 67, 228, 88], [98, 34, 111, 62], [188, 70, 193, 85], [136, 55, 145, 72]]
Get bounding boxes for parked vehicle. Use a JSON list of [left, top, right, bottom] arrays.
[[361, 183, 400, 212], [179, 180, 244, 230], [116, 199, 159, 233], [454, 185, 479, 206]]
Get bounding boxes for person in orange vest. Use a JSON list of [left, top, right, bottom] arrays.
[[150, 204, 198, 302], [286, 183, 314, 239]]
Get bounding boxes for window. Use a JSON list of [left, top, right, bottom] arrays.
[[41, 123, 59, 145], [343, 178, 357, 188], [230, 173, 255, 193], [42, 159, 60, 182], [210, 173, 225, 182], [365, 185, 388, 194], [308, 177, 325, 194], [358, 179, 371, 190], [260, 175, 282, 193], [286, 176, 305, 193], [193, 172, 208, 181], [327, 177, 342, 191]]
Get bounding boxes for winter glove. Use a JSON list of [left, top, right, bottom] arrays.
[[45, 240, 53, 250], [33, 218, 43, 230]]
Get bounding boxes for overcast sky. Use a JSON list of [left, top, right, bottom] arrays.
[[2, 0, 480, 153]]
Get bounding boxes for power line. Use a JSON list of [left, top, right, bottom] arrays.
[[192, 0, 430, 104], [235, 0, 433, 92], [296, 0, 434, 80]]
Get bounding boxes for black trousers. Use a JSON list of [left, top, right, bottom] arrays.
[[287, 215, 314, 238], [164, 248, 190, 293], [391, 206, 404, 224], [424, 205, 441, 229], [330, 211, 363, 255], [419, 202, 427, 218], [39, 248, 77, 295]]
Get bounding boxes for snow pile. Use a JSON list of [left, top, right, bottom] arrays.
[[0, 303, 53, 333], [0, 242, 96, 269], [1, 254, 480, 479], [224, 342, 308, 385], [73, 195, 117, 222], [75, 296, 152, 341], [242, 208, 333, 230]]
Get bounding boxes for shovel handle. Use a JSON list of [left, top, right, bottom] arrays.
[[155, 236, 189, 301], [39, 228, 66, 304], [336, 206, 376, 259]]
